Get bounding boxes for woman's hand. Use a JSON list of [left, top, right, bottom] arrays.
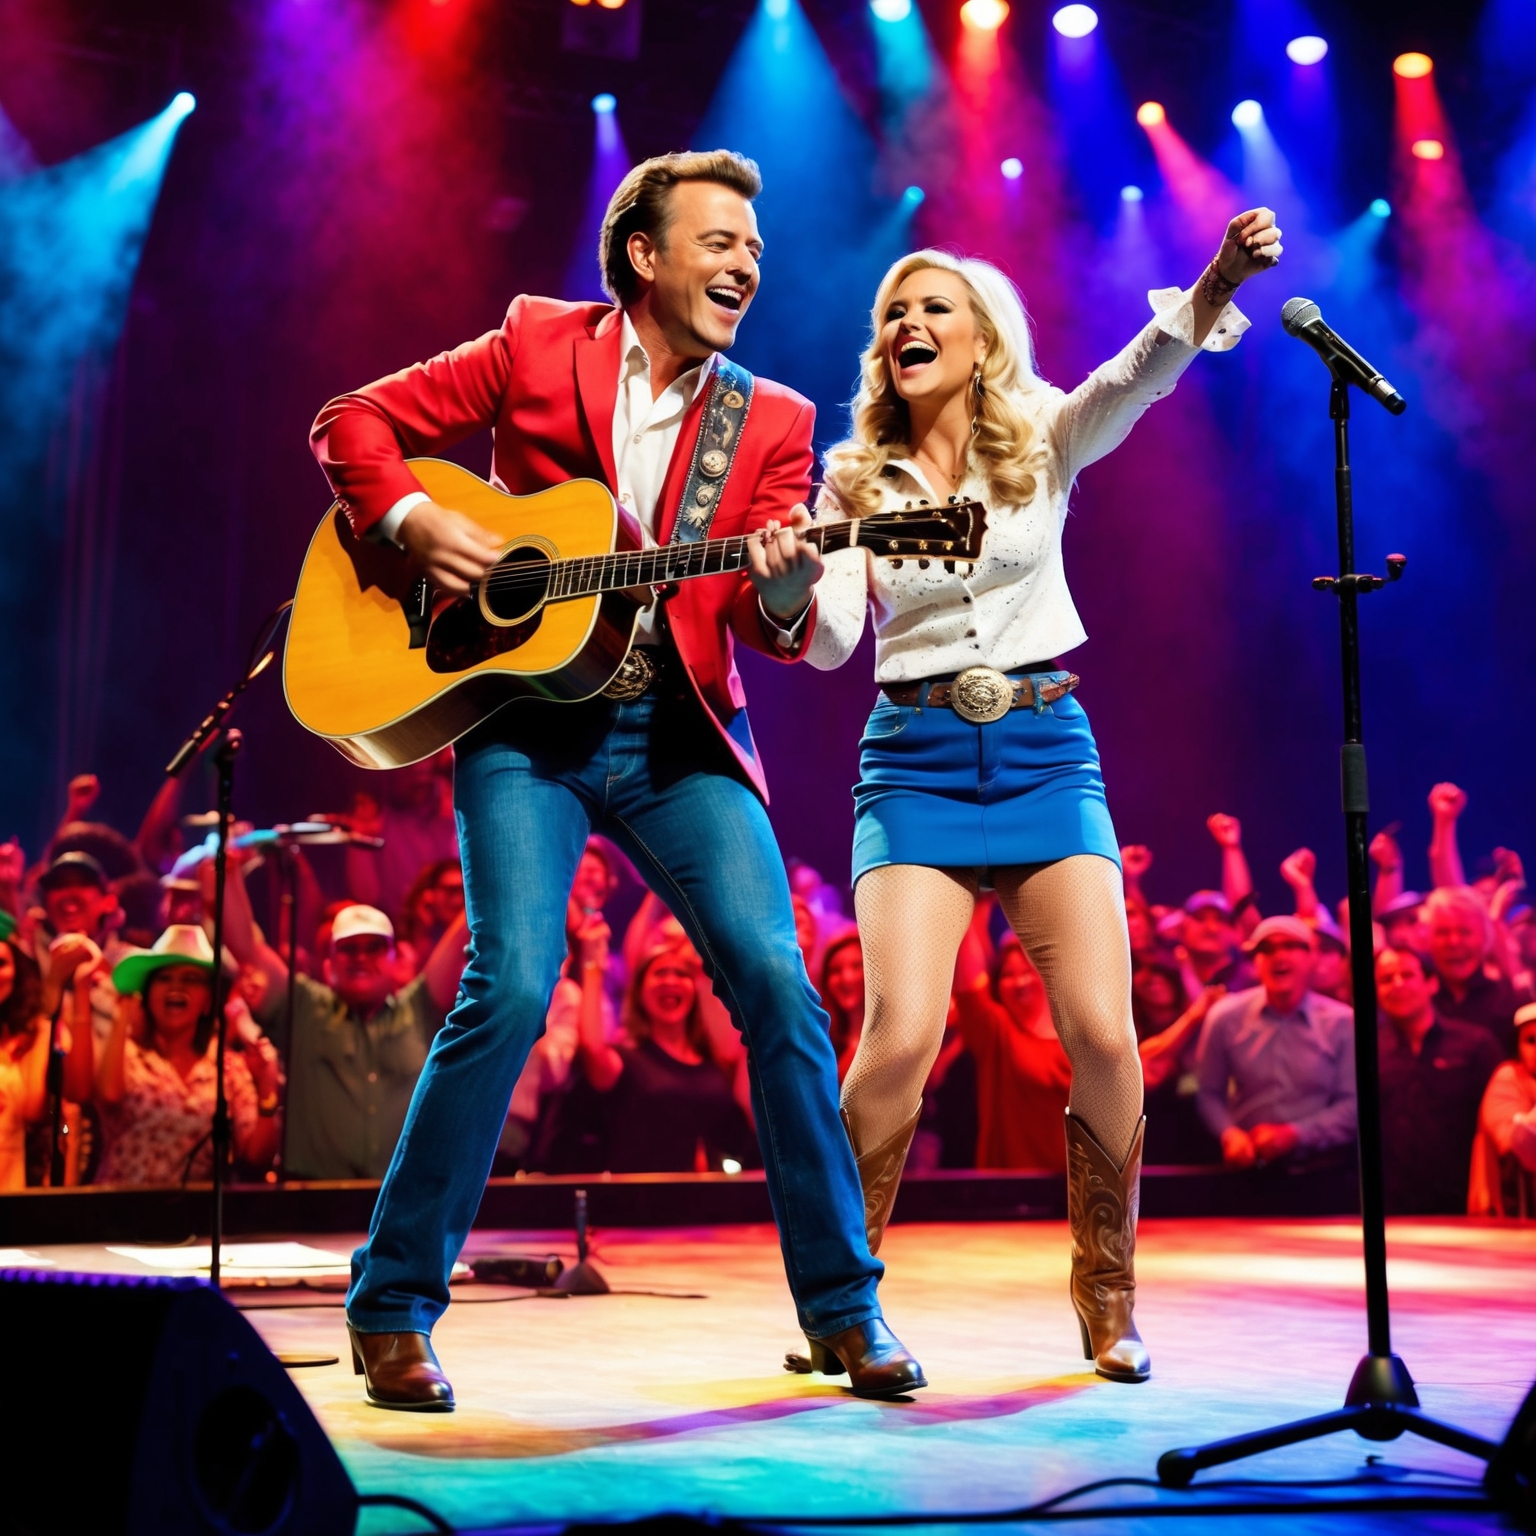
[[576, 913, 611, 974], [1213, 208, 1283, 286]]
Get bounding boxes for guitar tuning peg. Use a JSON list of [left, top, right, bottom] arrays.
[[918, 559, 930, 570], [943, 560, 956, 574], [904, 500, 913, 509], [891, 559, 904, 569]]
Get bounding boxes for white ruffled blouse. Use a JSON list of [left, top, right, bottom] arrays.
[[807, 286, 1248, 681]]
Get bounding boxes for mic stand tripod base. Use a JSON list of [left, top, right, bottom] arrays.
[[1157, 1352, 1499, 1488]]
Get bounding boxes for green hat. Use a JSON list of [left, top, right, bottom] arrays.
[[112, 924, 217, 995], [0, 909, 15, 943]]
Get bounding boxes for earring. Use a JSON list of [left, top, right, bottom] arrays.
[[972, 362, 986, 398]]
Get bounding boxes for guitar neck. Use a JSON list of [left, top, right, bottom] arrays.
[[543, 523, 856, 602]]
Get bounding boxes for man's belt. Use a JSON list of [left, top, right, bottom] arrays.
[[880, 665, 1080, 725]]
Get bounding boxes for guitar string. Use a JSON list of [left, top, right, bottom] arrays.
[[470, 509, 981, 606]]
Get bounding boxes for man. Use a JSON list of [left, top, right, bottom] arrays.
[[29, 851, 136, 1048], [1423, 887, 1529, 1045], [1197, 915, 1357, 1168], [308, 149, 918, 1410], [1375, 945, 1503, 1215], [1177, 891, 1256, 991], [219, 853, 466, 1181]]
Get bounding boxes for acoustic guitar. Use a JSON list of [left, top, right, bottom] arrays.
[[284, 458, 987, 768]]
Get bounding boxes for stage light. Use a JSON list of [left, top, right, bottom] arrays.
[[960, 0, 1009, 32], [903, 184, 925, 204], [1370, 198, 1391, 217], [1121, 183, 1143, 201], [1411, 138, 1444, 160], [591, 92, 616, 113], [1051, 5, 1097, 38], [1393, 52, 1433, 79], [596, 0, 628, 8], [869, 0, 911, 20], [1231, 99, 1263, 129], [170, 92, 196, 116], [1001, 156, 1023, 179], [764, 0, 791, 16], [1285, 36, 1328, 65], [1136, 101, 1165, 128]]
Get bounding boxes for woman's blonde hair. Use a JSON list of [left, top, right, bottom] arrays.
[[823, 250, 1048, 520], [623, 938, 711, 1058]]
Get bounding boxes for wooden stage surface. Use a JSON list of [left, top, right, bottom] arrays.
[[15, 1218, 1535, 1533]]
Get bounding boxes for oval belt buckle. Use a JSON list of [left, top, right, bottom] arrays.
[[601, 647, 658, 701], [950, 666, 1015, 725]]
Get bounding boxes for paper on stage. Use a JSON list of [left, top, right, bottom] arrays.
[[106, 1241, 471, 1282], [0, 1249, 53, 1266]]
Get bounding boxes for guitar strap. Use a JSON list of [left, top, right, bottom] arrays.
[[600, 357, 756, 701], [670, 356, 755, 546]]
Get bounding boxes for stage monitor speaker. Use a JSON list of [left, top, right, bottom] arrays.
[[1488, 1377, 1536, 1527], [1, 1268, 357, 1536]]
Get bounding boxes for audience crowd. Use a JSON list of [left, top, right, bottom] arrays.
[[2, 761, 1532, 1217]]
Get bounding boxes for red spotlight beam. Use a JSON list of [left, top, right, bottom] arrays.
[[1137, 109, 1240, 222]]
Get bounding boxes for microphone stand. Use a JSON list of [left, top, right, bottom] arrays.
[[162, 599, 289, 1289], [1158, 376, 1500, 1483], [207, 731, 241, 1291]]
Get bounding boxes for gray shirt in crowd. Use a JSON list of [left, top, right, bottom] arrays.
[[260, 974, 446, 1180], [1196, 986, 1357, 1152]]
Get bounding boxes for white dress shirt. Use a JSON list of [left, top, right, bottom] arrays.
[[806, 286, 1248, 682], [611, 313, 707, 642]]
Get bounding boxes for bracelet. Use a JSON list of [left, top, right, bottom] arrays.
[[257, 1092, 280, 1118], [1199, 259, 1239, 308]]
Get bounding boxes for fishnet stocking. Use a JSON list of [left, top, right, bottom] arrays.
[[843, 864, 978, 1155], [843, 855, 1143, 1168], [993, 855, 1143, 1165]]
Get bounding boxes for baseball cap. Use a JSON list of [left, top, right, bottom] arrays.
[[39, 850, 110, 892], [1380, 890, 1426, 919], [331, 905, 395, 945], [1184, 890, 1232, 917], [1243, 915, 1317, 953]]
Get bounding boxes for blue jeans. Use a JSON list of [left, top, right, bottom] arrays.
[[348, 685, 883, 1338]]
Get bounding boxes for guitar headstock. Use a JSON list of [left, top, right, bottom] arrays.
[[851, 499, 988, 563]]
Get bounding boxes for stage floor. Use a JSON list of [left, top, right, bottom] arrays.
[[21, 1217, 1536, 1533]]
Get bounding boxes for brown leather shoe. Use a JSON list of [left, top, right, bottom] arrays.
[[348, 1324, 455, 1411], [783, 1318, 927, 1398], [846, 1105, 920, 1256], [1065, 1112, 1151, 1384]]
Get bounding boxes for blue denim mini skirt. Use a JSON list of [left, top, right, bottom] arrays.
[[851, 672, 1121, 886]]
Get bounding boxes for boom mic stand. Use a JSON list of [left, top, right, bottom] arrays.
[[1157, 356, 1500, 1484], [163, 600, 291, 1290]]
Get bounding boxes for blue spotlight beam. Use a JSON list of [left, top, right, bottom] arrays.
[[562, 98, 632, 300]]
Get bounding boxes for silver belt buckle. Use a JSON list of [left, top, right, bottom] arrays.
[[950, 666, 1015, 724], [600, 648, 658, 701]]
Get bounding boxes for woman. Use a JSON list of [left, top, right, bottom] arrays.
[[804, 211, 1282, 1382], [93, 925, 282, 1185], [1470, 1002, 1536, 1216], [819, 929, 866, 1081], [569, 930, 754, 1174], [0, 938, 50, 1189], [953, 928, 1071, 1172]]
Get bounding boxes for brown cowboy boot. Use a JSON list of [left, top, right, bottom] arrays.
[[1065, 1111, 1151, 1383], [847, 1104, 921, 1256], [348, 1324, 455, 1411]]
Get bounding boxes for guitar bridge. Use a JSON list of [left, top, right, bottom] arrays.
[[406, 578, 431, 649]]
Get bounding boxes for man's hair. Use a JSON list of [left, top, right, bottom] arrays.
[[598, 149, 762, 307], [1422, 886, 1493, 954], [1376, 943, 1433, 980]]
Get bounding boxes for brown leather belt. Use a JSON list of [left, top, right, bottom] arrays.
[[880, 665, 1080, 724]]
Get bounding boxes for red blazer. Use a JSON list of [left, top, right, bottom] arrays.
[[311, 296, 820, 800]]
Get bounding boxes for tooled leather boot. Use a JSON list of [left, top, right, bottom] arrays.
[[1065, 1112, 1151, 1384], [348, 1324, 455, 1411], [848, 1104, 921, 1256]]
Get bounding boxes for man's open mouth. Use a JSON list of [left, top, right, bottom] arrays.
[[707, 285, 745, 313], [898, 340, 938, 369]]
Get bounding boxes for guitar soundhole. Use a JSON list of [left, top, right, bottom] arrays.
[[425, 596, 543, 674], [482, 545, 551, 623]]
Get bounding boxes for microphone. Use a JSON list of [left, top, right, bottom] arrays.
[[1281, 298, 1407, 415]]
